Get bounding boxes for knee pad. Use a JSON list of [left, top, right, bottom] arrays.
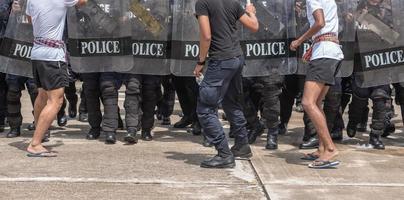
[[370, 88, 390, 101]]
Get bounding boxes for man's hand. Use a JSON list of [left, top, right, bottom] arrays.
[[77, 0, 88, 7], [12, 0, 21, 12], [290, 38, 303, 51], [194, 64, 204, 78], [245, 4, 256, 16]]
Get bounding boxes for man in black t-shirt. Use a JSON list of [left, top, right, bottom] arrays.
[[194, 0, 258, 169]]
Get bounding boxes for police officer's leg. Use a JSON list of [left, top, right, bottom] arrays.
[[221, 61, 251, 159], [65, 81, 78, 118], [160, 75, 175, 125], [347, 82, 371, 138], [258, 76, 282, 150], [0, 73, 7, 132], [78, 86, 88, 122], [324, 78, 343, 141], [100, 72, 120, 144], [141, 75, 161, 141], [172, 76, 194, 128], [197, 60, 238, 164], [280, 75, 301, 134], [57, 97, 68, 127], [25, 78, 38, 131], [123, 74, 142, 144], [5, 75, 25, 138], [82, 73, 102, 139], [369, 86, 390, 150], [243, 77, 264, 144]]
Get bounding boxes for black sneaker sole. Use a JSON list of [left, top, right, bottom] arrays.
[[200, 162, 236, 169]]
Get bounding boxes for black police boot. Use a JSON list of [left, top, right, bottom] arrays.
[[118, 115, 124, 130], [382, 121, 395, 138], [124, 128, 138, 144], [191, 121, 202, 136], [278, 123, 287, 135], [248, 122, 265, 144], [331, 128, 343, 141], [265, 128, 279, 150], [0, 119, 5, 133], [356, 122, 367, 132], [57, 112, 68, 127], [299, 135, 319, 149], [86, 127, 101, 140], [27, 122, 36, 131], [294, 103, 304, 113], [105, 132, 117, 144], [141, 130, 153, 141], [231, 142, 252, 159], [7, 127, 21, 138], [200, 154, 235, 169], [346, 122, 357, 138], [369, 130, 385, 150], [173, 117, 192, 128], [68, 102, 78, 118], [161, 116, 171, 125], [79, 113, 88, 122]]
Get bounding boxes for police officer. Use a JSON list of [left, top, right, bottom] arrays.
[[243, 74, 283, 150], [0, 0, 13, 132], [100, 72, 142, 144], [5, 75, 37, 138], [156, 75, 176, 125]]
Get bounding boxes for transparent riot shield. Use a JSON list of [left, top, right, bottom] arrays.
[[289, 0, 354, 77], [130, 0, 172, 75], [354, 0, 404, 87], [170, 0, 199, 77], [67, 0, 134, 73], [241, 0, 296, 78], [0, 0, 34, 78], [336, 0, 356, 77]]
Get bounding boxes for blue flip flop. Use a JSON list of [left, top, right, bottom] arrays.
[[308, 160, 340, 169], [27, 151, 57, 158]]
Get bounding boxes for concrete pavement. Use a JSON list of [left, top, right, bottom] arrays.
[[0, 91, 403, 199]]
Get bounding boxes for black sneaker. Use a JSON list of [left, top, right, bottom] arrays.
[[200, 155, 235, 169], [27, 122, 36, 131], [124, 128, 138, 144], [105, 132, 117, 144], [231, 143, 252, 159]]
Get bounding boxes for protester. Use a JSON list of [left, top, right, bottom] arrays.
[[26, 0, 87, 157]]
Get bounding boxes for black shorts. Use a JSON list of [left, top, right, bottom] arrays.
[[32, 60, 69, 91], [305, 58, 342, 86]]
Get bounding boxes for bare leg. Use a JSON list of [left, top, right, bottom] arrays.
[[302, 81, 338, 161], [27, 88, 65, 153]]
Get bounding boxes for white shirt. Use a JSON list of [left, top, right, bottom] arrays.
[[26, 0, 78, 62], [306, 0, 344, 61]]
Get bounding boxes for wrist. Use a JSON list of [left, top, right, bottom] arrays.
[[197, 60, 206, 66]]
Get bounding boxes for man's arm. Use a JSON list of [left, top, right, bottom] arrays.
[[290, 8, 325, 51], [239, 4, 259, 32], [194, 15, 211, 77]]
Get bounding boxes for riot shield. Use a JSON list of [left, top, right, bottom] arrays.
[[241, 0, 296, 78], [289, 0, 354, 77], [67, 0, 134, 73], [170, 0, 199, 77], [335, 0, 356, 77], [0, 0, 34, 78], [354, 0, 404, 87], [130, 0, 172, 75]]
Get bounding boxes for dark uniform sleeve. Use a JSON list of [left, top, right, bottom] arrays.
[[195, 0, 209, 17]]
